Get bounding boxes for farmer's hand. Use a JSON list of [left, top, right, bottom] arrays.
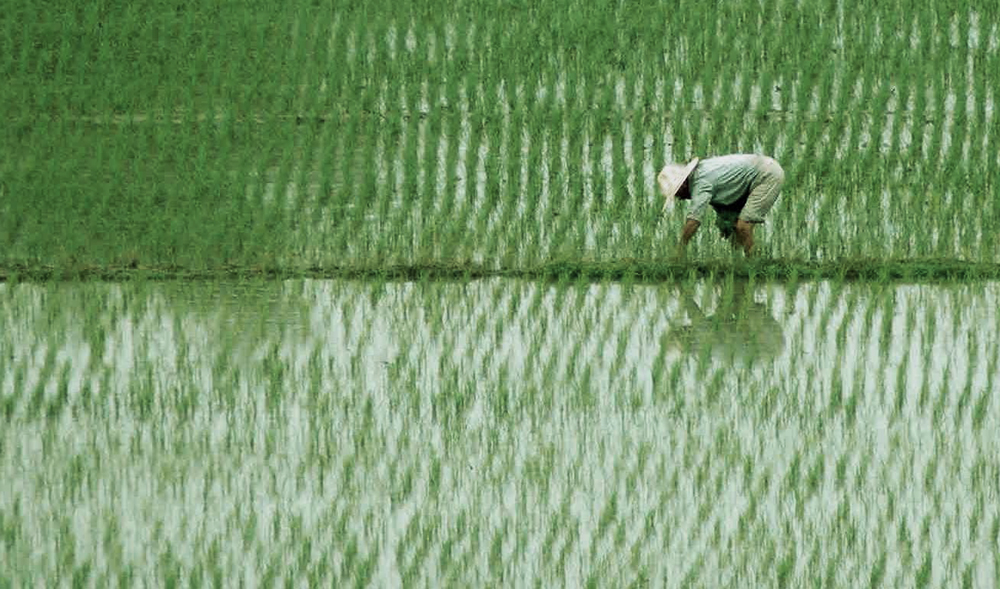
[[675, 218, 700, 260]]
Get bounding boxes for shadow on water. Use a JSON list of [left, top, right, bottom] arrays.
[[665, 279, 785, 362]]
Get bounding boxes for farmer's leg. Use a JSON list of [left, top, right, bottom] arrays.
[[735, 157, 784, 255], [734, 219, 755, 255], [739, 156, 785, 224]]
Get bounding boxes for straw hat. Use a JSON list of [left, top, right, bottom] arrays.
[[657, 158, 699, 210]]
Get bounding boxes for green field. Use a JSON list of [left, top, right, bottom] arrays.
[[2, 0, 998, 271], [3, 0, 1000, 586]]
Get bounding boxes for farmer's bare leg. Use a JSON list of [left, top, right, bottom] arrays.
[[734, 219, 755, 255]]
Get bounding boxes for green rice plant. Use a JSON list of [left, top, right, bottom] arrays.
[[454, 106, 485, 258], [903, 62, 927, 166], [413, 102, 443, 260], [550, 112, 582, 258], [525, 121, 549, 263], [472, 121, 500, 265], [481, 91, 510, 262], [436, 107, 461, 258], [754, 62, 775, 123], [972, 78, 991, 173], [590, 126, 614, 257], [620, 120, 645, 250], [803, 70, 837, 180], [371, 116, 401, 263], [396, 109, 422, 260], [312, 112, 342, 231], [864, 76, 892, 161], [486, 102, 525, 266], [947, 81, 969, 175], [669, 104, 688, 170], [299, 18, 332, 120], [925, 66, 947, 168]]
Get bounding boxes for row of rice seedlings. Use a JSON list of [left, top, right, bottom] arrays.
[[445, 85, 480, 260], [473, 99, 505, 265], [547, 111, 582, 258], [487, 102, 523, 266], [308, 112, 343, 255], [8, 3, 1000, 268], [511, 95, 550, 264], [18, 1, 999, 118], [326, 8, 968, 124]]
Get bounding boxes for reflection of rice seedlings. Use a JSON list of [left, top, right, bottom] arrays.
[[973, 337, 997, 430]]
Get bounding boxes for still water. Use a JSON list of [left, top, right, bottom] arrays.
[[1, 279, 998, 586]]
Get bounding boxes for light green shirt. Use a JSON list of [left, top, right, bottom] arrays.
[[687, 154, 764, 223]]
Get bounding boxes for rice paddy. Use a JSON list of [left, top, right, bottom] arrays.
[[2, 279, 999, 586], [3, 0, 999, 271], [3, 0, 1000, 586]]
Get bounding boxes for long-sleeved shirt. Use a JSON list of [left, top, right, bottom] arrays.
[[686, 154, 765, 223]]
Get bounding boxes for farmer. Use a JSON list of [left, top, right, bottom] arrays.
[[657, 154, 785, 256]]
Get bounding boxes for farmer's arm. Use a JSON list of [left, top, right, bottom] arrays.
[[679, 218, 700, 248], [677, 180, 711, 256], [676, 218, 701, 258]]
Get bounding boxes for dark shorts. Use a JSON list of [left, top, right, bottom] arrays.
[[712, 195, 748, 239]]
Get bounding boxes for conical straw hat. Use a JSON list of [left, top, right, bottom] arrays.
[[657, 158, 699, 211]]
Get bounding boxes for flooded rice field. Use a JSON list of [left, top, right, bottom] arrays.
[[2, 279, 998, 586]]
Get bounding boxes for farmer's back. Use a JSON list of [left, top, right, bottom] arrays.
[[687, 154, 771, 222]]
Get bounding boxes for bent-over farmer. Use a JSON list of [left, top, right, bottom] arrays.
[[658, 154, 785, 256]]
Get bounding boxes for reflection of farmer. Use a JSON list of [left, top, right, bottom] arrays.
[[666, 280, 785, 361], [658, 154, 785, 256]]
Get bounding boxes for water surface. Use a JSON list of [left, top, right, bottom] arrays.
[[1, 279, 997, 586]]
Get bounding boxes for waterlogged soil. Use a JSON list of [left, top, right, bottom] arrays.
[[2, 279, 999, 586]]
